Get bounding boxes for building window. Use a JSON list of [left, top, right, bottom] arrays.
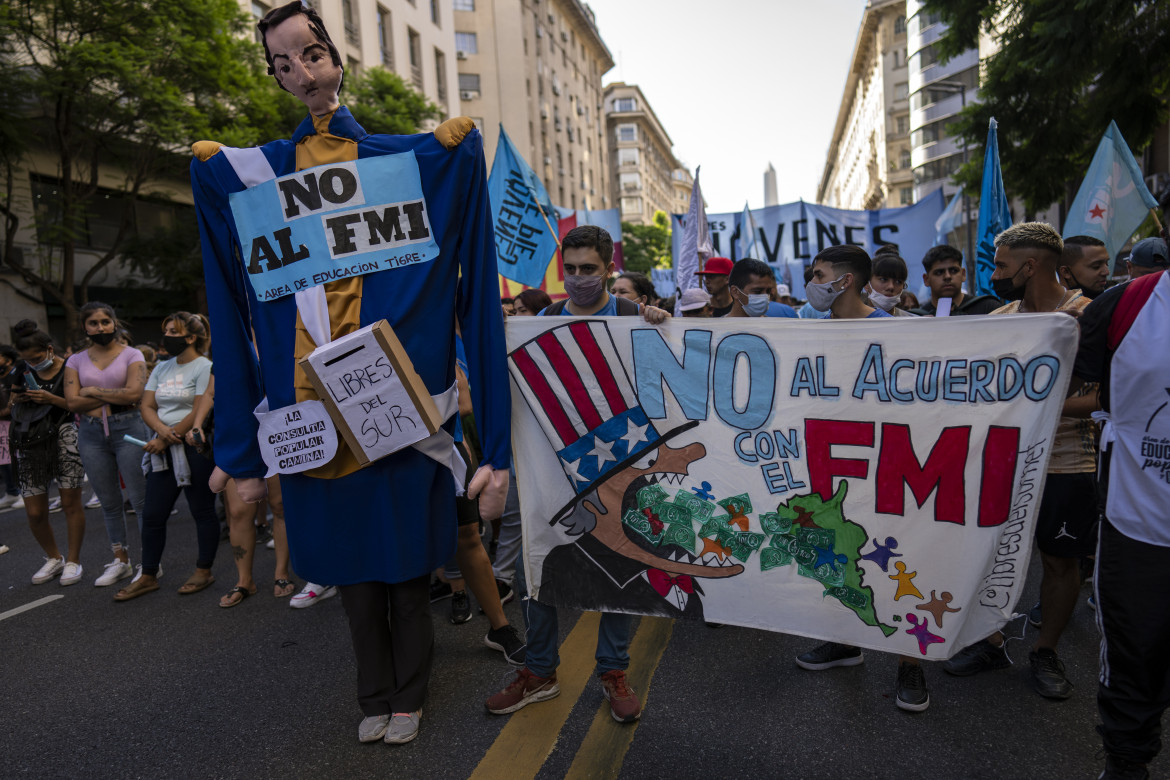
[[434, 49, 447, 103], [894, 15, 906, 34], [900, 148, 911, 169], [347, 55, 361, 79], [618, 148, 639, 167], [900, 186, 913, 205], [617, 124, 636, 143], [408, 28, 423, 89], [621, 196, 642, 215], [614, 97, 636, 112], [455, 32, 478, 55], [896, 115, 909, 135], [342, 0, 360, 47], [620, 172, 641, 191], [251, 2, 271, 43], [431, 0, 440, 26], [452, 0, 474, 9], [893, 48, 905, 68], [458, 73, 480, 93], [894, 82, 909, 101], [378, 6, 394, 67]]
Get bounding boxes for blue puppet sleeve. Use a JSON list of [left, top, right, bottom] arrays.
[[190, 156, 268, 479], [454, 130, 512, 471]]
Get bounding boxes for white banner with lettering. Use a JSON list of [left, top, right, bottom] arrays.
[[507, 314, 1078, 660]]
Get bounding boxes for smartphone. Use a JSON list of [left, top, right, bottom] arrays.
[[191, 429, 204, 445], [23, 371, 40, 391]]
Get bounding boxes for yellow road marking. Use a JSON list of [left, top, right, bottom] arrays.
[[470, 611, 602, 780], [563, 617, 675, 780]]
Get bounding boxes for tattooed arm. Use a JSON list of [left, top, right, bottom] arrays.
[[64, 366, 106, 413]]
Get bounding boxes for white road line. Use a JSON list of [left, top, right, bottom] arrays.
[[0, 595, 64, 622]]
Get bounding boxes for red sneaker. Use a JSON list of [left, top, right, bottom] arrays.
[[598, 669, 642, 722], [485, 667, 560, 715]]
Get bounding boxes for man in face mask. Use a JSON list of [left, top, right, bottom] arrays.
[[1059, 235, 1111, 300], [804, 245, 890, 320], [725, 258, 796, 318], [545, 226, 669, 323], [945, 222, 1098, 701]]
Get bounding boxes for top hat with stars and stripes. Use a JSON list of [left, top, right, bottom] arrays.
[[508, 320, 695, 521]]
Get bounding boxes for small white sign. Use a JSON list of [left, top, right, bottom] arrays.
[[305, 325, 431, 463], [936, 298, 953, 317], [255, 399, 338, 477]]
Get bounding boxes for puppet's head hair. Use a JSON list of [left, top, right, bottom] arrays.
[[258, 1, 344, 89]]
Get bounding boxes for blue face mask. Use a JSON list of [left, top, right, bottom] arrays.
[[743, 294, 770, 317], [31, 355, 54, 372]]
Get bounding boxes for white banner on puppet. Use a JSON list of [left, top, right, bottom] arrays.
[[506, 315, 1078, 660], [255, 399, 338, 477]]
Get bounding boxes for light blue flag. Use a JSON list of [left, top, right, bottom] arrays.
[[975, 118, 1012, 296], [488, 125, 559, 288], [1062, 120, 1158, 259], [738, 201, 759, 260], [935, 186, 964, 246]]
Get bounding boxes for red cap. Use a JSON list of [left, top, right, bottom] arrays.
[[695, 257, 733, 276]]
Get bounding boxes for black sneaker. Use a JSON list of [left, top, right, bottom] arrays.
[[1028, 601, 1042, 628], [1030, 648, 1073, 699], [450, 590, 472, 624], [795, 642, 864, 671], [942, 639, 1010, 676], [484, 624, 527, 665], [895, 661, 930, 712], [429, 578, 453, 603], [1099, 754, 1150, 780]]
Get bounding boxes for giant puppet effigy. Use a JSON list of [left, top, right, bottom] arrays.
[[189, 2, 510, 737]]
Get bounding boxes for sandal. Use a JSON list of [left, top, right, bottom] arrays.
[[219, 585, 257, 608], [114, 577, 160, 602], [274, 578, 296, 598], [178, 572, 215, 595]]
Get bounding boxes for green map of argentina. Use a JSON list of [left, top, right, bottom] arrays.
[[770, 482, 898, 638]]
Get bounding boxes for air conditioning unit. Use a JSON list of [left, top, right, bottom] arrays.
[[456, 50, 467, 60], [461, 90, 479, 100], [535, 26, 543, 38], [548, 13, 555, 24], [561, 30, 568, 42], [552, 84, 561, 96], [589, 187, 595, 196], [544, 156, 552, 165]]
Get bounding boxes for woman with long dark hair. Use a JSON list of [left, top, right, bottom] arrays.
[[63, 301, 150, 586], [114, 312, 218, 601], [10, 320, 87, 585]]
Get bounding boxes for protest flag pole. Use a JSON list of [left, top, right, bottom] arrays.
[[527, 189, 563, 251]]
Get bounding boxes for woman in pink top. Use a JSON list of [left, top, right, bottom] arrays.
[[64, 302, 150, 587]]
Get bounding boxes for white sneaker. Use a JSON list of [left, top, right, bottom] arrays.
[[290, 583, 337, 609], [32, 556, 65, 584], [60, 562, 83, 586], [0, 494, 23, 511], [265, 538, 275, 550], [131, 563, 163, 583], [47, 497, 62, 513], [85, 494, 102, 509], [95, 559, 133, 586], [0, 544, 9, 555]]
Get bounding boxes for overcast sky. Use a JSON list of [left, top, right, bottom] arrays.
[[585, 0, 864, 213]]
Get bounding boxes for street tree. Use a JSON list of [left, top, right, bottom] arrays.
[[621, 210, 672, 273], [921, 0, 1170, 217]]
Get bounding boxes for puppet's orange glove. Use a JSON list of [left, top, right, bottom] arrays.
[[434, 117, 476, 150], [467, 464, 509, 522]]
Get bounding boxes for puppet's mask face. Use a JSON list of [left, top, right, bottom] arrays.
[[265, 14, 343, 116], [581, 439, 744, 579]]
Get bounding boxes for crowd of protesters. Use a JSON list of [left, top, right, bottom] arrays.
[[2, 220, 1167, 778]]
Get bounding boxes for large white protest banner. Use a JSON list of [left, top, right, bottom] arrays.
[[670, 193, 946, 299], [507, 315, 1078, 660]]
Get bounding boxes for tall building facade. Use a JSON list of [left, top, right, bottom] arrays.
[[452, 0, 614, 211], [603, 82, 687, 224], [670, 166, 694, 217], [249, 0, 462, 120], [905, 0, 979, 204], [817, 0, 912, 210]]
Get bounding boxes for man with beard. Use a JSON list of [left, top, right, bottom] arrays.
[[1060, 235, 1111, 299]]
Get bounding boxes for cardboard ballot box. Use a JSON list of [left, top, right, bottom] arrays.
[[300, 320, 443, 467]]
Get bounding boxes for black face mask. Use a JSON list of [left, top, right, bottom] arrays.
[[991, 264, 1028, 302], [162, 335, 192, 357], [89, 332, 116, 346]]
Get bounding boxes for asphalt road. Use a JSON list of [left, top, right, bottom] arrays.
[[0, 496, 1156, 780]]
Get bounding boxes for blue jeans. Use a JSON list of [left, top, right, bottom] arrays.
[[76, 411, 149, 555], [140, 444, 219, 575], [516, 541, 633, 679]]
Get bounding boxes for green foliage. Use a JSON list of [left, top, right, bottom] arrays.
[[921, 0, 1170, 216], [621, 210, 672, 273], [348, 67, 444, 135]]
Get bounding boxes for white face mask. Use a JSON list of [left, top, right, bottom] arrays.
[[867, 289, 902, 312], [805, 275, 848, 312]]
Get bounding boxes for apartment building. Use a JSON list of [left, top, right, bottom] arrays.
[[816, 0, 913, 210], [452, 0, 614, 210], [603, 82, 689, 224]]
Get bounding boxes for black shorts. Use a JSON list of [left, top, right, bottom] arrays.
[[1034, 472, 1099, 558], [455, 439, 481, 528]]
